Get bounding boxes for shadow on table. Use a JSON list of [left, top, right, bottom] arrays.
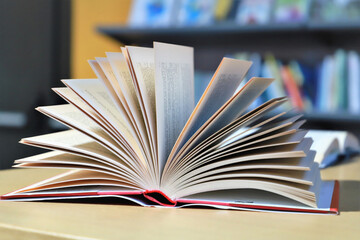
[[339, 180, 360, 212]]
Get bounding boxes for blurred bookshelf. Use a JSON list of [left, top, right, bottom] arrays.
[[97, 23, 360, 117], [97, 21, 360, 46], [97, 0, 360, 138]]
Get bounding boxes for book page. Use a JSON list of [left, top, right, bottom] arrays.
[[196, 125, 305, 167], [92, 57, 154, 168], [171, 77, 274, 165], [172, 98, 287, 170], [306, 130, 360, 163], [163, 102, 289, 182], [154, 42, 194, 173], [19, 178, 141, 193], [166, 58, 252, 170], [125, 46, 158, 181], [172, 178, 317, 208], [53, 87, 129, 151], [106, 52, 150, 160], [173, 151, 316, 189], [20, 130, 150, 182], [178, 189, 311, 208], [173, 133, 313, 189], [15, 151, 127, 175], [171, 132, 309, 189], [37, 104, 133, 164], [162, 138, 313, 193], [20, 130, 128, 166], [24, 169, 141, 189], [15, 158, 135, 183], [15, 160, 144, 190], [88, 59, 130, 123], [179, 167, 316, 189], [5, 169, 143, 196], [61, 79, 148, 167]]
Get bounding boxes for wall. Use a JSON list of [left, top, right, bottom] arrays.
[[71, 0, 131, 78]]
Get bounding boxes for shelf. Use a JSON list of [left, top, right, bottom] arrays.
[[302, 112, 360, 123], [97, 22, 360, 46], [96, 22, 360, 129]]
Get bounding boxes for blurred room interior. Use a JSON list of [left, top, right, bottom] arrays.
[[1, 0, 360, 169]]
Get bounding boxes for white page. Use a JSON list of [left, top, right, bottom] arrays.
[[14, 162, 142, 191], [15, 151, 132, 177], [61, 79, 149, 168], [172, 98, 288, 170], [29, 169, 138, 188], [154, 42, 194, 173], [171, 178, 316, 208], [52, 87, 155, 185], [306, 129, 360, 163], [170, 111, 296, 179], [125, 46, 158, 179], [37, 104, 132, 164], [172, 115, 303, 179], [162, 138, 313, 193], [6, 168, 142, 195], [174, 151, 315, 190], [171, 131, 309, 189], [92, 57, 154, 168], [89, 59, 130, 123], [172, 77, 273, 164], [21, 130, 128, 166], [19, 130, 149, 183], [53, 87, 130, 154], [106, 52, 150, 160], [166, 58, 252, 168], [180, 168, 315, 189]]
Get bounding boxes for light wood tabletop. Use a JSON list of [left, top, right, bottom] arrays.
[[0, 156, 359, 240]]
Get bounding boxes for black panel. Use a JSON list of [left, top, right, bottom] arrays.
[[0, 0, 71, 169]]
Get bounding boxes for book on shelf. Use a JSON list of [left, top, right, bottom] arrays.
[[235, 0, 273, 25], [311, 0, 360, 23], [1, 42, 339, 214], [347, 51, 360, 114], [128, 0, 178, 27], [273, 0, 311, 23], [177, 0, 217, 26], [214, 0, 235, 22], [224, 49, 360, 115]]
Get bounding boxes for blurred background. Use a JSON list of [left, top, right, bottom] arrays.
[[1, 0, 360, 169]]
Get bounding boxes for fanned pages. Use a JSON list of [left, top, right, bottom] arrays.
[[1, 42, 339, 214]]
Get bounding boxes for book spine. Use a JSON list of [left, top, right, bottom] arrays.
[[143, 190, 177, 207]]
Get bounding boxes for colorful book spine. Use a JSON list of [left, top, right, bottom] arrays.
[[215, 49, 360, 115], [348, 51, 360, 114], [281, 65, 304, 111]]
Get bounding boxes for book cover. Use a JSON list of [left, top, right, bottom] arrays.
[[176, 0, 217, 26], [312, 0, 360, 23], [235, 0, 273, 25], [128, 0, 178, 27], [348, 51, 360, 114], [273, 0, 310, 23]]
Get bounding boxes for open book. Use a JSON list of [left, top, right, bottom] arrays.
[[306, 130, 359, 168], [1, 42, 339, 214]]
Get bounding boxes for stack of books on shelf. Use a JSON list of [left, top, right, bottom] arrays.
[[194, 50, 360, 116]]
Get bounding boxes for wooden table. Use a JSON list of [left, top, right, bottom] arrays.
[[0, 157, 359, 240]]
